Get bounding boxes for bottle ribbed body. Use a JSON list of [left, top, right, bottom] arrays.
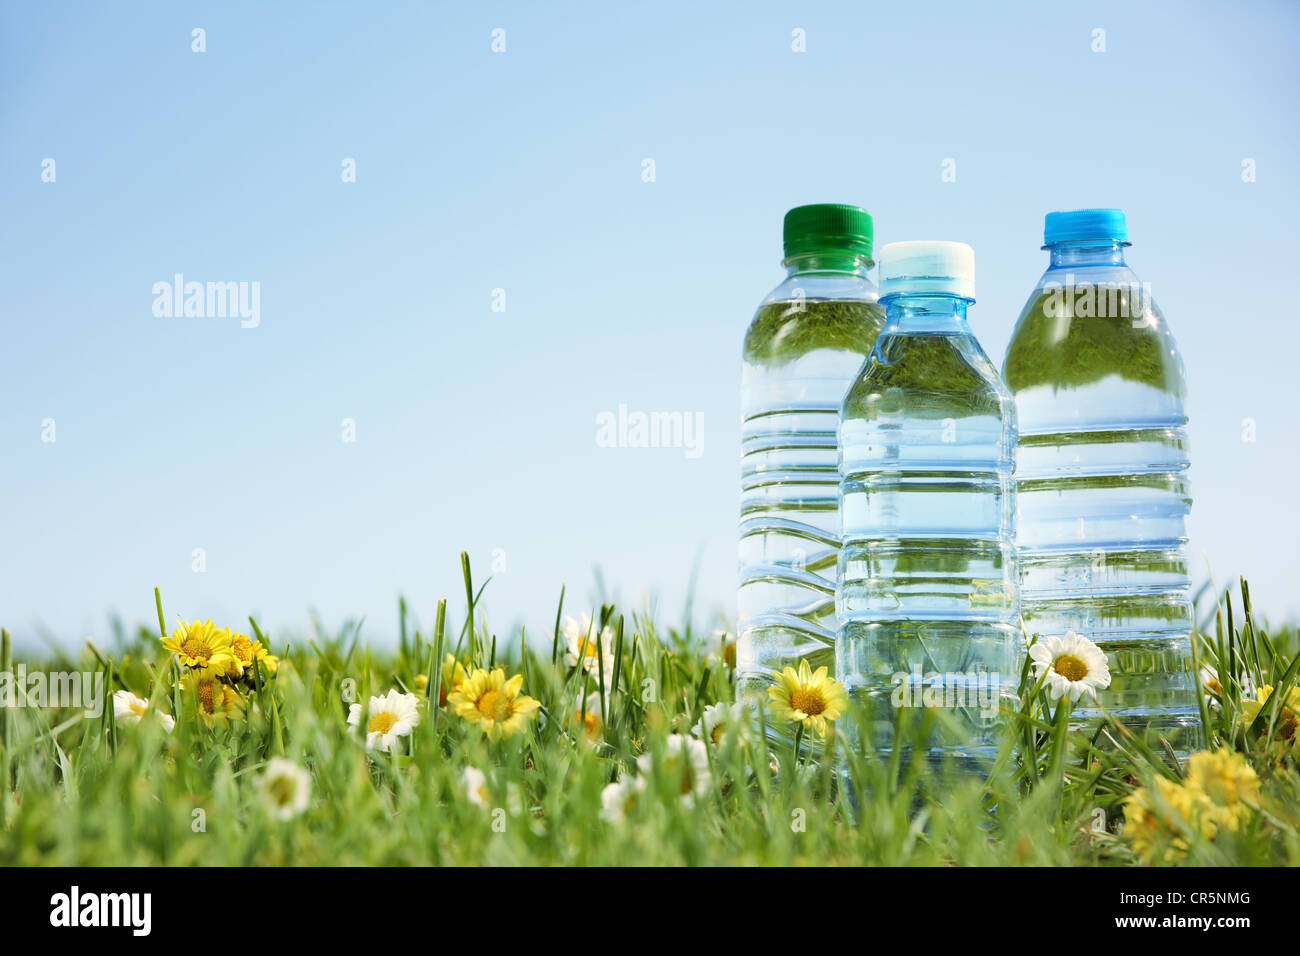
[[737, 285, 883, 747], [836, 290, 1020, 771], [1004, 242, 1201, 755]]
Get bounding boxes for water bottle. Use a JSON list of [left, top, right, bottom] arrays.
[[737, 204, 885, 744], [1003, 209, 1200, 754], [836, 241, 1020, 770]]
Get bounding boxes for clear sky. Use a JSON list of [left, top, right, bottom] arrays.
[[3, 1, 1298, 650]]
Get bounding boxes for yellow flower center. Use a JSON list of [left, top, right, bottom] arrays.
[[268, 777, 295, 806], [790, 688, 825, 716], [181, 636, 211, 660], [368, 711, 398, 734], [711, 724, 725, 746], [1280, 709, 1299, 741], [231, 635, 253, 664], [477, 690, 510, 722], [129, 701, 147, 717], [674, 760, 696, 796], [197, 681, 216, 713], [1053, 654, 1089, 682], [575, 709, 601, 739]]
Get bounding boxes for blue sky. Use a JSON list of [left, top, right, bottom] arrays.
[[2, 1, 1298, 650]]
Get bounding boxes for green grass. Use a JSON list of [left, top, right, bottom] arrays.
[[1, 558, 1297, 866]]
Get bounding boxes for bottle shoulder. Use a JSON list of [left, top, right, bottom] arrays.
[[1003, 268, 1186, 396], [743, 278, 885, 367], [843, 331, 1014, 421]]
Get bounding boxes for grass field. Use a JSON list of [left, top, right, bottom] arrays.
[[2, 556, 1297, 866]]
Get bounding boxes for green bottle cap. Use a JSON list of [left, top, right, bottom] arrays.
[[782, 203, 874, 261]]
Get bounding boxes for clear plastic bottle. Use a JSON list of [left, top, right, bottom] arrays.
[[737, 204, 885, 744], [836, 241, 1020, 770], [1003, 209, 1200, 754]]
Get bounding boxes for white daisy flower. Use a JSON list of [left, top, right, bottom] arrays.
[[258, 757, 312, 820], [691, 701, 749, 747], [463, 766, 490, 807], [561, 613, 614, 676], [599, 777, 643, 824], [348, 688, 421, 752], [637, 733, 712, 804], [571, 691, 604, 745], [462, 765, 523, 814], [1029, 631, 1112, 703], [113, 690, 175, 732]]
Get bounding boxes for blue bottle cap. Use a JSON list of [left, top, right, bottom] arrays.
[[1043, 208, 1128, 246]]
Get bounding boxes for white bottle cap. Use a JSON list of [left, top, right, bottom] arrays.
[[877, 240, 976, 300]]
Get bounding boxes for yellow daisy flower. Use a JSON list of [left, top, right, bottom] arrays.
[[225, 629, 279, 679], [1240, 684, 1300, 744], [179, 672, 244, 723], [1123, 775, 1198, 864], [448, 667, 540, 740], [438, 653, 469, 708], [767, 659, 848, 737], [1124, 749, 1260, 863], [163, 619, 235, 676], [1183, 748, 1260, 835]]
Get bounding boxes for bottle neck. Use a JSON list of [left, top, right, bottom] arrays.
[[881, 294, 970, 332], [783, 252, 873, 278], [1047, 239, 1128, 269]]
